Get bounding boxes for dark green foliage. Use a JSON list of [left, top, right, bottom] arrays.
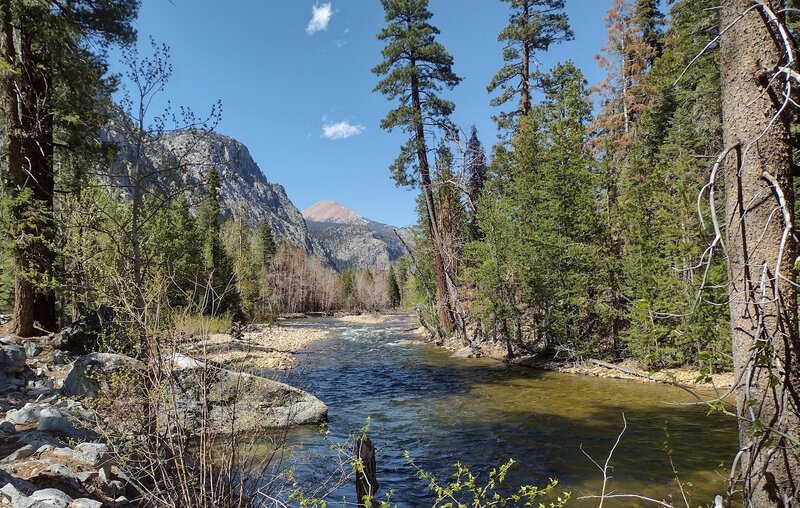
[[470, 62, 608, 355], [387, 266, 402, 308], [372, 0, 462, 187], [488, 0, 572, 125], [465, 127, 487, 241], [615, 0, 729, 368], [197, 166, 241, 318], [634, 0, 664, 63]]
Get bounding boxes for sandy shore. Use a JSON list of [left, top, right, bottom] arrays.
[[336, 314, 391, 325], [184, 323, 329, 370]]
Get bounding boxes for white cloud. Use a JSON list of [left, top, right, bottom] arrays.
[[322, 120, 364, 140], [306, 3, 333, 35]]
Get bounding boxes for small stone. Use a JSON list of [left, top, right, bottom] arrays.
[[71, 499, 103, 508], [451, 345, 478, 358], [0, 482, 21, 503], [24, 341, 42, 358], [73, 443, 109, 468], [46, 463, 75, 480], [75, 471, 98, 484], [1, 444, 35, 463], [0, 421, 16, 433], [106, 480, 125, 497], [6, 403, 49, 425]]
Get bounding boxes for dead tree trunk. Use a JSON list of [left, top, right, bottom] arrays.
[[720, 1, 800, 505], [354, 436, 378, 507]]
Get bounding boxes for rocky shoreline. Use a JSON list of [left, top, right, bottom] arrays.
[[429, 331, 735, 391], [0, 321, 331, 508]]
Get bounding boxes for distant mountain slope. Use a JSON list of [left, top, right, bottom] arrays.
[[100, 113, 328, 261], [160, 131, 328, 259], [302, 200, 369, 225], [302, 201, 410, 271]]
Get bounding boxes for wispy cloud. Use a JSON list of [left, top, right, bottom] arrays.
[[322, 120, 364, 140], [306, 3, 333, 35]]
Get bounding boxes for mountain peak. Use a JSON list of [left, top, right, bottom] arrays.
[[302, 200, 369, 225]]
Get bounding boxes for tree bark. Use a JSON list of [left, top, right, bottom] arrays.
[[3, 2, 57, 335], [720, 1, 800, 505], [520, 1, 531, 117], [411, 65, 455, 333]]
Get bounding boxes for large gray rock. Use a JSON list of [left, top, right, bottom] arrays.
[[0, 339, 26, 375], [452, 346, 478, 359], [61, 353, 143, 397], [167, 354, 327, 432]]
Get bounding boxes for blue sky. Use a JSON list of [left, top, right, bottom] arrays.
[[113, 0, 613, 227]]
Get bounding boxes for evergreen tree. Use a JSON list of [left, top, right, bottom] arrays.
[[468, 62, 605, 356], [198, 166, 241, 318], [1, 0, 138, 335], [634, 0, 664, 64], [387, 266, 402, 308], [465, 127, 487, 241], [158, 194, 203, 307], [488, 0, 572, 127], [373, 0, 461, 333]]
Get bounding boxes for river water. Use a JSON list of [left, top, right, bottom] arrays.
[[273, 316, 738, 507]]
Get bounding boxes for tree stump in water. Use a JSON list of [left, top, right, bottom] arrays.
[[355, 436, 378, 506]]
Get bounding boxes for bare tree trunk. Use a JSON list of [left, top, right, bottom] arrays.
[[520, 1, 531, 117], [720, 1, 800, 505]]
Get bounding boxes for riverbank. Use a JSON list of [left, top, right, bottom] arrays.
[[430, 332, 735, 391], [184, 323, 330, 370]]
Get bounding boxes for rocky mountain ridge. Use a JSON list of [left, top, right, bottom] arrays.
[[103, 110, 407, 271], [302, 201, 410, 271]]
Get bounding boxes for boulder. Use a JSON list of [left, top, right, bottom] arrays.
[[17, 487, 73, 507], [71, 499, 103, 508], [56, 305, 115, 354], [451, 346, 478, 359], [1, 445, 35, 463], [0, 338, 26, 375], [168, 354, 327, 432], [62, 353, 143, 397], [6, 403, 55, 425]]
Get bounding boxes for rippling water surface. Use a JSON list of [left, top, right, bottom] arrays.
[[270, 316, 737, 507]]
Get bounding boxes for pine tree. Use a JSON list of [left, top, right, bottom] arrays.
[[465, 127, 487, 241], [487, 0, 572, 127], [373, 0, 461, 333], [387, 266, 401, 308], [1, 0, 137, 335], [198, 166, 241, 318], [615, 0, 728, 368], [634, 0, 664, 64]]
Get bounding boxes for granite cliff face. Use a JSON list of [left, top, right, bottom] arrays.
[[159, 131, 327, 258], [302, 201, 409, 271], [102, 112, 406, 270]]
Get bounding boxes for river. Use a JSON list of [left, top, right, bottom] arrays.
[[272, 316, 738, 507]]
